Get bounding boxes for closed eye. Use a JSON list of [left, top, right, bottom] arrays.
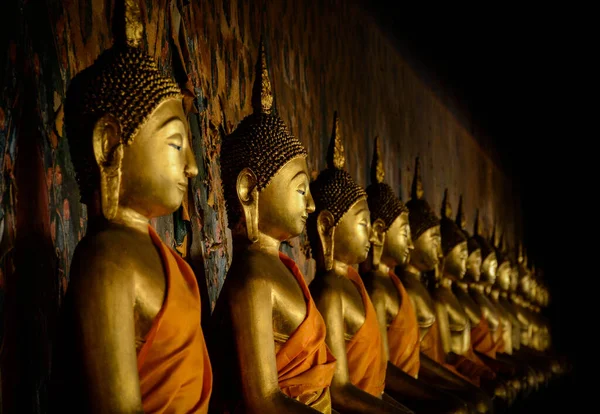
[[169, 143, 182, 151]]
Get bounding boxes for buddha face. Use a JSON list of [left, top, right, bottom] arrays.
[[258, 157, 315, 241], [466, 249, 482, 282], [382, 212, 413, 267], [119, 99, 198, 218], [496, 261, 511, 291], [444, 241, 468, 279], [410, 225, 441, 272], [333, 199, 372, 265], [480, 253, 498, 285]]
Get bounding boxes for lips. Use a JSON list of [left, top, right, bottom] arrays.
[[177, 182, 187, 191]]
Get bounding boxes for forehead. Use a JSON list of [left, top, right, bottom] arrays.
[[348, 198, 369, 213], [389, 212, 409, 229], [279, 157, 309, 176], [148, 99, 186, 127]]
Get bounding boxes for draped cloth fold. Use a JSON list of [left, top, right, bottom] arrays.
[[420, 319, 494, 387], [345, 267, 388, 397], [276, 253, 337, 413], [138, 225, 212, 413], [387, 271, 421, 378], [471, 316, 499, 359]]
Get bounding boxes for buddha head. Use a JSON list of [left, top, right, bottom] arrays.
[[308, 113, 371, 269], [220, 42, 314, 244], [405, 157, 441, 273], [364, 137, 413, 269], [64, 13, 197, 221], [440, 189, 468, 280], [455, 195, 483, 283], [471, 210, 497, 286]]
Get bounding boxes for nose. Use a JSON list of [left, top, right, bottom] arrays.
[[184, 141, 199, 179], [306, 190, 316, 214], [407, 235, 415, 251]]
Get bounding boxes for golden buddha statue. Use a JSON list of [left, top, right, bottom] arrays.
[[435, 193, 517, 406], [209, 41, 336, 414], [436, 190, 473, 357], [489, 229, 513, 355], [468, 212, 503, 351], [52, 1, 212, 412], [453, 197, 498, 361], [512, 245, 534, 349], [400, 159, 493, 414], [308, 116, 412, 413], [359, 139, 469, 414]]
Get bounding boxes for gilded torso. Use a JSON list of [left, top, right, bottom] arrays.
[[400, 270, 436, 341], [432, 280, 470, 355], [453, 281, 482, 327], [362, 269, 400, 328]]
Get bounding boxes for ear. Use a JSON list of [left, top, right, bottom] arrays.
[[236, 167, 259, 242], [317, 210, 335, 271], [92, 114, 123, 220], [370, 218, 386, 267], [371, 219, 386, 246]]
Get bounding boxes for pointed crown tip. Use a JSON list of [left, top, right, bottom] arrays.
[[371, 136, 385, 184], [327, 112, 345, 170], [252, 39, 273, 114], [411, 156, 424, 199]]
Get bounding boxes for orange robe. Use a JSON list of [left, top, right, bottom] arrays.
[[471, 316, 499, 359], [387, 271, 420, 378], [345, 267, 387, 397], [139, 226, 212, 413], [276, 253, 337, 412], [420, 319, 493, 387]]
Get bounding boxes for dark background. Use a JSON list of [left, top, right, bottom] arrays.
[[361, 2, 587, 404]]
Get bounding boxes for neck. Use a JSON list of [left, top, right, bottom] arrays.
[[405, 262, 422, 276], [332, 259, 349, 275], [111, 207, 150, 234], [247, 231, 281, 256], [377, 259, 391, 275]]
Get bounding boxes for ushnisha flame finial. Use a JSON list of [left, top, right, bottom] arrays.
[[410, 156, 424, 200], [251, 38, 273, 115], [124, 0, 144, 47], [456, 194, 466, 230], [327, 111, 345, 170], [370, 136, 385, 184], [441, 188, 452, 219]]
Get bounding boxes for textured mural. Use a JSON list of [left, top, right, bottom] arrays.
[[0, 0, 520, 412]]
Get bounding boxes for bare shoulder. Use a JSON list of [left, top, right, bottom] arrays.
[[223, 250, 279, 299], [69, 228, 147, 298], [310, 269, 344, 308]]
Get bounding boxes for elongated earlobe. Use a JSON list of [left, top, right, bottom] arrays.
[[92, 114, 123, 220], [317, 210, 336, 271], [370, 218, 386, 267], [237, 167, 259, 243]]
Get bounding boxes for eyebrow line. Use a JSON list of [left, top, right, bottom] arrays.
[[354, 208, 368, 216], [291, 171, 309, 180], [158, 116, 185, 130]]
